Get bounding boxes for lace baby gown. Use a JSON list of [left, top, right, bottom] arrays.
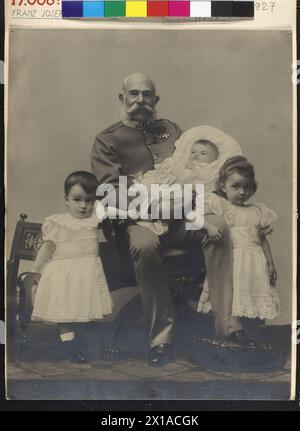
[[198, 194, 281, 320], [31, 213, 112, 323], [130, 125, 243, 236]]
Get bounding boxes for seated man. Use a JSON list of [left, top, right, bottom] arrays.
[[91, 72, 248, 367]]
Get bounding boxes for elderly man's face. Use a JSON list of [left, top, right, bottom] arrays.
[[120, 75, 159, 122]]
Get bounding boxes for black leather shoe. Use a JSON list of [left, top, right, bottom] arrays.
[[60, 341, 87, 364], [70, 351, 87, 364], [226, 330, 258, 349], [148, 344, 173, 367]]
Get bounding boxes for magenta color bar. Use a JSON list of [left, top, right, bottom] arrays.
[[168, 1, 190, 17]]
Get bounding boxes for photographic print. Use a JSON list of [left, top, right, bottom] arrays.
[[5, 26, 296, 400]]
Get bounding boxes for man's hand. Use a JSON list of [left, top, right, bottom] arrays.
[[268, 264, 277, 286], [164, 175, 177, 186], [202, 223, 224, 244]]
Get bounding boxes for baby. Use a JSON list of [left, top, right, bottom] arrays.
[[133, 125, 242, 234], [185, 139, 219, 168]]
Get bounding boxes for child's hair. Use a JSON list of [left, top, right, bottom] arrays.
[[64, 171, 99, 196], [214, 156, 257, 198], [193, 139, 219, 156]]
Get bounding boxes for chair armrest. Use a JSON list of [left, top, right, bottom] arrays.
[[17, 272, 40, 290], [17, 272, 40, 325]]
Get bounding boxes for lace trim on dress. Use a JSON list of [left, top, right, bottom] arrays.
[[197, 281, 213, 314], [198, 282, 281, 320], [232, 290, 281, 320], [43, 213, 100, 231]]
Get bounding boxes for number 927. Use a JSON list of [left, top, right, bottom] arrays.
[[255, 2, 276, 13]]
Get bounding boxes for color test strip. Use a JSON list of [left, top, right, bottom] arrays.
[[62, 1, 254, 19]]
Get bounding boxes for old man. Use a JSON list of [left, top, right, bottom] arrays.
[[91, 73, 247, 367]]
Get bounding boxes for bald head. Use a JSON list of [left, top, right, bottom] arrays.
[[122, 73, 156, 93], [119, 72, 159, 122]]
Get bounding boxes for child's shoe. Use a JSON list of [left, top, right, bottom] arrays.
[[60, 340, 87, 364]]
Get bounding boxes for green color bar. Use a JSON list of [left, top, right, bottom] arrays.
[[104, 1, 126, 17]]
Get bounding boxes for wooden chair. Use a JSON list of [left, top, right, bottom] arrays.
[[7, 214, 206, 359], [7, 214, 43, 358]]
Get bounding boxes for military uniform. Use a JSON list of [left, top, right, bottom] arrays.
[[91, 119, 181, 194], [91, 119, 241, 349]]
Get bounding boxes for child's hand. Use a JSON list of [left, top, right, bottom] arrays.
[[26, 271, 41, 286], [268, 264, 277, 286], [258, 224, 273, 236], [203, 223, 224, 244]]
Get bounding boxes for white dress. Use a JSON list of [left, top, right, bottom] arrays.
[[31, 213, 113, 323], [198, 194, 281, 320]]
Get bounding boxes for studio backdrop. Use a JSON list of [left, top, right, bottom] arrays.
[[7, 28, 293, 325]]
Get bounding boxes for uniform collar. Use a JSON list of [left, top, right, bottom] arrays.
[[122, 117, 160, 130]]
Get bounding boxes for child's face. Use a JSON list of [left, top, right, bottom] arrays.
[[65, 184, 95, 218], [221, 173, 254, 206], [188, 142, 219, 165]]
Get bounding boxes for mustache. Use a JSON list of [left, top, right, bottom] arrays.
[[127, 103, 156, 114]]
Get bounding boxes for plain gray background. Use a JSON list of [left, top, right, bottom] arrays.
[[7, 28, 293, 324]]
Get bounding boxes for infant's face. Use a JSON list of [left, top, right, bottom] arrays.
[[188, 142, 219, 165]]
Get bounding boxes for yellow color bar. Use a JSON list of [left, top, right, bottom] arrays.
[[126, 1, 147, 17]]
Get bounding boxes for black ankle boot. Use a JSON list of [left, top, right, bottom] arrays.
[[226, 330, 258, 349], [60, 340, 87, 364], [148, 344, 173, 367]]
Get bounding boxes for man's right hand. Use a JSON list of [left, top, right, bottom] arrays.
[[202, 223, 224, 244]]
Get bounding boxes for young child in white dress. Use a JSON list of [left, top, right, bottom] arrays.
[[30, 171, 112, 363], [198, 156, 281, 335]]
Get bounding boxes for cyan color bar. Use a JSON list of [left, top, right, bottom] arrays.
[[83, 1, 104, 17]]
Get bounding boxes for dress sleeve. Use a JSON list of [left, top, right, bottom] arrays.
[[41, 217, 63, 243], [255, 203, 278, 227], [204, 193, 224, 216]]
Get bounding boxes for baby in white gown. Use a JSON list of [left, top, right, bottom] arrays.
[[198, 156, 281, 323], [133, 125, 242, 234]]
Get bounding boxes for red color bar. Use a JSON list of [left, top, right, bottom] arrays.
[[147, 1, 169, 17]]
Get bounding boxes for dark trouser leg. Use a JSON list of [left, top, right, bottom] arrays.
[[127, 224, 175, 348], [163, 215, 242, 337], [202, 215, 242, 336]]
